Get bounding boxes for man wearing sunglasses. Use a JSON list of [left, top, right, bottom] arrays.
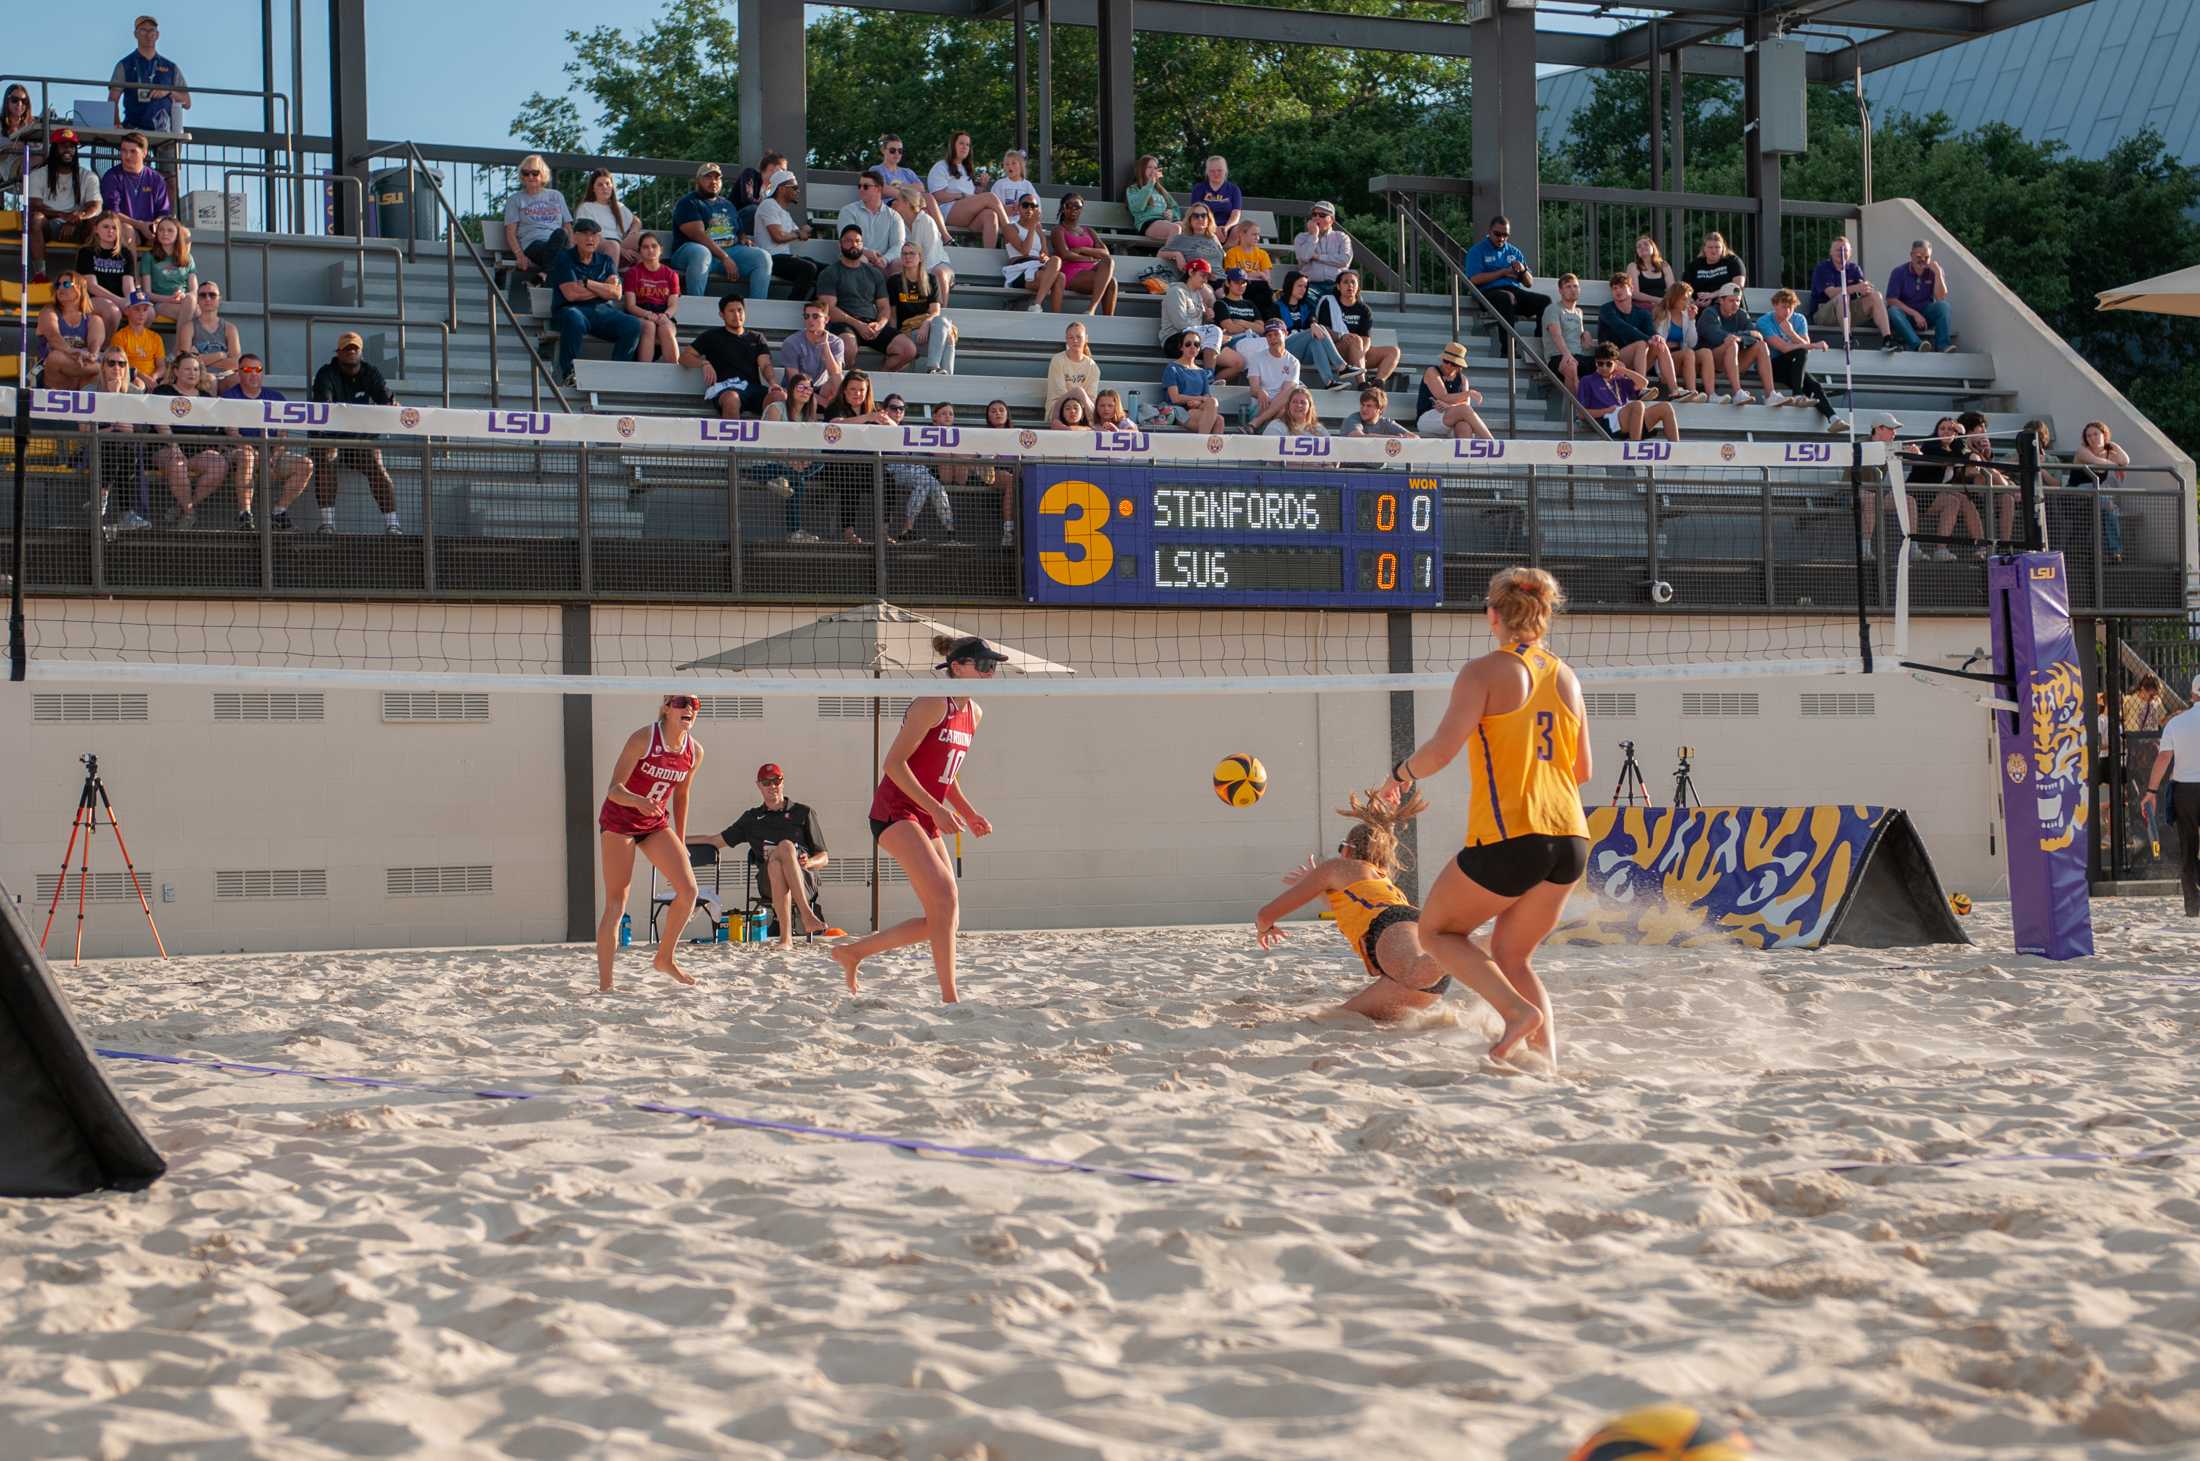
[[93, 350, 153, 532], [699, 763, 836, 948], [308, 332, 404, 535], [1463, 213, 1552, 338], [221, 354, 315, 532]]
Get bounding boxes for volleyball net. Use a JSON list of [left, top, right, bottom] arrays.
[[4, 388, 1906, 698]]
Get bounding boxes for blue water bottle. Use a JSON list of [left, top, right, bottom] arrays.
[[716, 918, 730, 944], [618, 912, 631, 948], [751, 910, 771, 943]]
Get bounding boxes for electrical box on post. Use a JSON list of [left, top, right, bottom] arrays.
[[1758, 37, 1809, 155]]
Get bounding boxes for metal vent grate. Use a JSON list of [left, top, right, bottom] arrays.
[[385, 864, 493, 896], [1582, 691, 1637, 718], [1681, 692, 1760, 717], [35, 871, 153, 903], [816, 859, 908, 885], [215, 868, 328, 899], [213, 692, 325, 722], [697, 696, 764, 720], [819, 697, 914, 720], [33, 692, 149, 723], [382, 692, 490, 723], [1799, 692, 1877, 718]]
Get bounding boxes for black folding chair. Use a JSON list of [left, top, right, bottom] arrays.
[[647, 842, 727, 942]]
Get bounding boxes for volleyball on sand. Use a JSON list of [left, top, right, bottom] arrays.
[[1212, 754, 1267, 807], [1567, 1402, 1751, 1460]]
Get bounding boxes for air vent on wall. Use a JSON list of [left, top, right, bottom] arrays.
[[35, 871, 153, 903], [819, 697, 914, 720], [214, 691, 325, 722], [215, 868, 328, 899], [1582, 691, 1637, 719], [815, 859, 907, 885], [385, 865, 493, 897], [1681, 692, 1760, 717], [697, 696, 764, 720], [33, 692, 149, 723], [1799, 692, 1877, 718], [382, 692, 490, 723]]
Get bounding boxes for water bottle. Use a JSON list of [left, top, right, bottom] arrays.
[[618, 912, 631, 948], [751, 910, 771, 943], [716, 918, 730, 944]]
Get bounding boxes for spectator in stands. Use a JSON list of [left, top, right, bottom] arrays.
[[1956, 409, 2017, 543], [1681, 230, 1746, 299], [838, 170, 909, 269], [1416, 341, 1490, 439], [1050, 194, 1118, 317], [1293, 202, 1352, 299], [1221, 220, 1276, 314], [1242, 318, 1303, 433], [1045, 321, 1102, 421], [36, 276, 106, 391], [779, 301, 847, 407], [818, 225, 896, 362], [1125, 154, 1181, 245], [874, 135, 922, 191], [140, 214, 195, 327], [577, 169, 647, 266], [1213, 269, 1265, 355], [1344, 386, 1414, 437], [1091, 390, 1132, 433], [1756, 288, 1845, 429], [1463, 215, 1551, 336], [1190, 156, 1243, 233], [754, 170, 820, 300], [823, 371, 894, 543], [1265, 384, 1327, 438], [755, 372, 822, 537], [879, 394, 957, 543], [1160, 262, 1225, 369], [1002, 196, 1064, 313], [1808, 236, 1895, 347], [1854, 412, 1920, 561], [728, 150, 782, 240], [548, 219, 640, 384], [75, 213, 141, 334], [1886, 240, 1954, 353], [928, 132, 1010, 248], [100, 132, 172, 250], [621, 232, 681, 364], [2074, 421, 2131, 563], [1159, 205, 1226, 288], [93, 348, 153, 531], [981, 398, 1021, 546], [681, 294, 779, 418], [890, 183, 956, 306], [0, 85, 33, 194], [1541, 272, 1595, 396], [1908, 416, 1987, 559], [109, 15, 188, 196], [699, 764, 832, 946], [1596, 274, 1680, 398], [672, 162, 771, 301], [886, 241, 957, 374], [1696, 287, 1770, 404], [186, 280, 241, 390], [1156, 329, 1223, 435], [990, 149, 1040, 215], [1273, 270, 1349, 389], [503, 155, 572, 288], [26, 128, 103, 280], [1652, 283, 1711, 403], [1578, 343, 1679, 442], [149, 354, 229, 528], [308, 332, 404, 536], [220, 353, 314, 533], [1627, 235, 1673, 303], [1318, 272, 1401, 390], [111, 291, 165, 388]]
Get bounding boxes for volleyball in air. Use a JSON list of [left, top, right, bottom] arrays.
[[1568, 1404, 1751, 1461], [1213, 754, 1268, 807], [1949, 892, 1973, 916]]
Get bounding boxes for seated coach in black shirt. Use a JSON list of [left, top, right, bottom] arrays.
[[700, 762, 838, 945]]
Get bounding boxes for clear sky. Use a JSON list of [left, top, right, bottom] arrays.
[[8, 2, 1637, 153]]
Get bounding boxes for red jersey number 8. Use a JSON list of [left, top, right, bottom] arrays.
[[647, 780, 674, 806]]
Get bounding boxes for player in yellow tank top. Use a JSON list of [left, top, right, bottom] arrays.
[[1251, 786, 1544, 1056], [1381, 568, 1593, 1070]]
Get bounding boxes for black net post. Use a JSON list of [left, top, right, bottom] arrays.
[[8, 385, 26, 682], [2017, 429, 2045, 553], [1851, 439, 1874, 673]]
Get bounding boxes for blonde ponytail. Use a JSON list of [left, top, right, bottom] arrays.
[[1336, 785, 1427, 876], [1486, 566, 1563, 643]]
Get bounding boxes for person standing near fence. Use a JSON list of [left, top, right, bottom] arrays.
[[2140, 677, 2200, 918]]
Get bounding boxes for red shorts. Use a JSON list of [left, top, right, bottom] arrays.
[[599, 799, 670, 840], [870, 810, 938, 842]]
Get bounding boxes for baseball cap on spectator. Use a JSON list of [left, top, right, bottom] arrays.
[[757, 763, 783, 781], [571, 217, 602, 234], [1872, 412, 1903, 431], [1262, 317, 1286, 336], [51, 127, 78, 145], [1224, 268, 1248, 283], [766, 169, 797, 193], [335, 331, 365, 350], [1311, 201, 1336, 217], [1185, 259, 1211, 274], [125, 291, 151, 308], [694, 162, 722, 179]]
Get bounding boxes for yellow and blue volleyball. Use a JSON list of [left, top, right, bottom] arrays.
[[1213, 754, 1267, 808], [1949, 892, 1973, 916], [1569, 1404, 1750, 1461]]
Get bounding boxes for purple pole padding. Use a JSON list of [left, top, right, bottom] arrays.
[[1987, 553, 2096, 959], [93, 1047, 1183, 1184]]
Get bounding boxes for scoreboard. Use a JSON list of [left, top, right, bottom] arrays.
[[1022, 466, 1444, 609]]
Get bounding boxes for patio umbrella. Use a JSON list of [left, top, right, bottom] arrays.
[[678, 602, 1076, 929], [2095, 263, 2200, 318]]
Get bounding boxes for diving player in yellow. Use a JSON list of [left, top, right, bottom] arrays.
[[1384, 567, 1591, 1069], [1253, 786, 1544, 1058]]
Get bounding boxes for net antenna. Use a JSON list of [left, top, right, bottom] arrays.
[[9, 129, 29, 684]]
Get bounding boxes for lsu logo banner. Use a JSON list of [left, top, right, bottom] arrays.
[[261, 401, 331, 427], [33, 390, 98, 416], [1453, 438, 1506, 459], [902, 425, 961, 450], [1621, 440, 1672, 461], [1092, 429, 1150, 454], [1783, 442, 1834, 464], [1987, 552, 2093, 959], [1275, 435, 1331, 458], [698, 419, 761, 443], [487, 411, 552, 436]]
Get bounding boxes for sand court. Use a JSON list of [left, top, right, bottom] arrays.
[[5, 900, 2200, 1458]]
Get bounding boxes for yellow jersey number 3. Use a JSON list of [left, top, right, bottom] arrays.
[[1038, 479, 1116, 587]]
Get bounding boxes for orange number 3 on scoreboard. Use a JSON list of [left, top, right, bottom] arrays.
[[1038, 480, 1117, 587]]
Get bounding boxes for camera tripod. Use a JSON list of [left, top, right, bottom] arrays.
[[40, 754, 167, 965], [1672, 745, 1703, 811], [1610, 740, 1650, 806]]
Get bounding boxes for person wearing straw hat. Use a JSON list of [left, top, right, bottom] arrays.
[[1416, 341, 1491, 439]]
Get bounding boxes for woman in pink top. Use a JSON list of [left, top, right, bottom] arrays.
[[1049, 193, 1118, 317], [620, 232, 682, 362]]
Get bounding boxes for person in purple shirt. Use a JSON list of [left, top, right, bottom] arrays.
[[219, 354, 316, 532], [1576, 343, 1678, 442], [1189, 156, 1244, 233], [1807, 237, 1896, 348], [1884, 239, 1954, 352], [100, 132, 173, 249]]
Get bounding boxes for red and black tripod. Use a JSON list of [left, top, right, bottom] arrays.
[[40, 753, 167, 964]]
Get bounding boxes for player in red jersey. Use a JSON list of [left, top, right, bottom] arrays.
[[595, 694, 707, 992], [830, 634, 1006, 1003]]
